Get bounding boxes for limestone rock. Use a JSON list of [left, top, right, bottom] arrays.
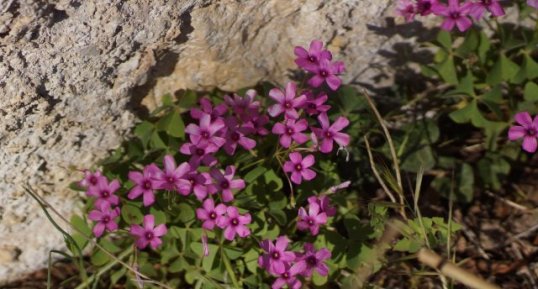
[[0, 0, 396, 282]]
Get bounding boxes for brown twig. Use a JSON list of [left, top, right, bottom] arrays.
[[364, 136, 398, 204], [417, 248, 501, 289]]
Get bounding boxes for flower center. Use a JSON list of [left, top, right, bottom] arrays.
[[417, 1, 431, 14], [307, 218, 314, 226], [231, 132, 240, 141], [306, 256, 318, 266], [143, 180, 152, 190], [101, 191, 110, 198], [209, 212, 217, 219], [196, 148, 205, 156], [231, 218, 239, 226], [102, 216, 111, 223], [308, 55, 317, 63], [308, 103, 316, 109], [221, 180, 230, 189], [282, 272, 290, 279], [320, 70, 328, 77], [90, 176, 98, 185], [325, 131, 333, 138], [201, 131, 210, 139], [271, 251, 280, 259], [145, 232, 154, 240], [167, 176, 175, 183], [449, 11, 461, 19], [481, 0, 491, 5], [527, 129, 536, 136], [189, 177, 195, 184], [284, 102, 292, 109], [286, 128, 294, 135], [295, 164, 303, 171]]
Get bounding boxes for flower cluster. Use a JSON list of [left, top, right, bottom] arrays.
[[259, 238, 331, 289], [397, 0, 537, 32], [509, 112, 538, 153]]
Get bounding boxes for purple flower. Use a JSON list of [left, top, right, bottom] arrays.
[[290, 243, 331, 277], [222, 117, 256, 155], [210, 166, 245, 202], [258, 236, 296, 275], [196, 198, 227, 230], [87, 178, 121, 207], [182, 171, 216, 200], [153, 155, 191, 192], [294, 40, 332, 72], [508, 112, 538, 153], [217, 206, 251, 240], [272, 119, 309, 148], [246, 115, 270, 136], [416, 0, 438, 15], [396, 0, 417, 21], [271, 264, 302, 289], [469, 0, 504, 19], [127, 164, 160, 206], [88, 202, 120, 237], [179, 141, 219, 168], [529, 0, 538, 9], [432, 0, 473, 32], [190, 97, 227, 120], [79, 170, 106, 189], [224, 90, 260, 122], [308, 195, 336, 217], [185, 113, 226, 148], [283, 152, 317, 184], [312, 113, 350, 153], [297, 203, 327, 235], [268, 82, 307, 119], [130, 214, 168, 250], [303, 92, 331, 116], [308, 59, 345, 91]]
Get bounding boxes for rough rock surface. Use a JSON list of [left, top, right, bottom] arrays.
[[0, 0, 399, 282]]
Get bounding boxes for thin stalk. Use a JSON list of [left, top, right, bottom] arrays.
[[74, 248, 133, 289], [220, 242, 240, 288], [364, 136, 397, 205]]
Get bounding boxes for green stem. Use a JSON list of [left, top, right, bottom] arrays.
[[220, 244, 240, 289], [74, 247, 133, 289]]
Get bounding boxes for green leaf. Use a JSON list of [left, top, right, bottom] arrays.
[[244, 249, 259, 273], [338, 86, 366, 112], [70, 215, 91, 250], [401, 146, 436, 172], [150, 207, 167, 225], [263, 169, 283, 192], [90, 249, 110, 267], [169, 256, 189, 273], [134, 121, 154, 147], [393, 238, 422, 253], [177, 203, 195, 223], [455, 29, 479, 57], [313, 273, 328, 286], [458, 163, 474, 203], [436, 30, 452, 51], [486, 54, 520, 85], [436, 54, 458, 85], [524, 81, 538, 101], [121, 204, 143, 225], [149, 131, 167, 150], [244, 166, 267, 183], [477, 31, 491, 64], [156, 110, 185, 138]]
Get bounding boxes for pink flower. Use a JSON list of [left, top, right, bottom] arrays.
[[258, 236, 296, 275], [508, 112, 538, 153], [179, 141, 218, 168], [222, 117, 257, 155], [294, 40, 332, 72], [182, 171, 216, 200], [88, 202, 120, 237], [127, 164, 160, 206], [272, 119, 309, 148], [196, 198, 227, 230], [396, 0, 417, 21], [416, 0, 438, 15], [247, 115, 270, 136], [312, 113, 350, 153], [308, 195, 336, 217], [217, 206, 251, 240], [185, 113, 226, 148], [469, 0, 504, 20], [190, 97, 227, 120], [224, 90, 260, 122], [153, 155, 191, 192], [307, 59, 345, 91], [297, 203, 327, 235], [303, 92, 331, 116], [283, 152, 317, 184], [87, 178, 121, 207], [268, 82, 306, 119], [432, 0, 473, 32], [290, 243, 331, 277], [529, 0, 538, 9], [130, 214, 168, 250], [79, 170, 106, 189], [271, 264, 302, 289], [210, 165, 245, 202]]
